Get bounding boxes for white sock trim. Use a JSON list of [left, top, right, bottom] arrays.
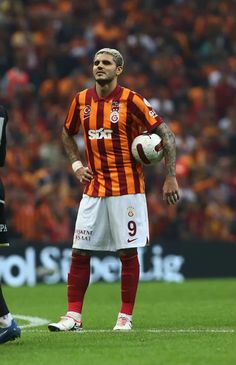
[[66, 311, 82, 321], [118, 312, 132, 321]]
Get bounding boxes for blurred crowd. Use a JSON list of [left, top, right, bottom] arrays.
[[0, 0, 236, 244]]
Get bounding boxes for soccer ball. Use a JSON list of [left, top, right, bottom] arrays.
[[131, 133, 164, 165]]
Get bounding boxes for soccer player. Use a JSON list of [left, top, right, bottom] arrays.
[[48, 48, 179, 331], [0, 105, 21, 344]]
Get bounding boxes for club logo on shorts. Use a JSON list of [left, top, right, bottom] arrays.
[[127, 206, 135, 217], [110, 110, 119, 123]]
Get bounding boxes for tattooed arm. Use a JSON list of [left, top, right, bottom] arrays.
[[62, 127, 82, 163], [154, 123, 180, 205], [155, 123, 176, 177], [62, 127, 93, 184]]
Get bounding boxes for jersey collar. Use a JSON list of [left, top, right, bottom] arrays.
[[92, 85, 123, 102]]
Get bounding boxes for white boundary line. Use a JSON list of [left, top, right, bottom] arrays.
[[14, 314, 50, 328], [148, 329, 235, 333], [14, 314, 235, 334], [24, 329, 235, 334]]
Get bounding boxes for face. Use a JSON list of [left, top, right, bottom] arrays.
[[93, 53, 122, 85]]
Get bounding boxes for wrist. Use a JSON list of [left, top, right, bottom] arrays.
[[166, 174, 176, 179], [72, 160, 83, 172]]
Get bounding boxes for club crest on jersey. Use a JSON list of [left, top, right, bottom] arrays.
[[110, 110, 119, 123], [83, 105, 91, 119], [127, 206, 135, 217]]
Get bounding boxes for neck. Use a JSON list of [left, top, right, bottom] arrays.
[[96, 79, 117, 98]]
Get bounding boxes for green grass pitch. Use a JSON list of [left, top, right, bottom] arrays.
[[1, 279, 235, 365]]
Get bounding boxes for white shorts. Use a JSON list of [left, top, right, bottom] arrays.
[[73, 194, 149, 252]]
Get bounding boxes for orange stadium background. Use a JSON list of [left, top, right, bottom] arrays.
[[0, 0, 236, 285]]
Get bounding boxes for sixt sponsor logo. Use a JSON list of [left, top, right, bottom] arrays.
[[88, 128, 113, 140]]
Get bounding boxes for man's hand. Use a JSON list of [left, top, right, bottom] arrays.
[[163, 176, 180, 205], [75, 167, 93, 184]]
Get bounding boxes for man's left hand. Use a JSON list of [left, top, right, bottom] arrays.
[[163, 176, 180, 205]]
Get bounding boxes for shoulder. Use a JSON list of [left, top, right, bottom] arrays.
[[120, 87, 139, 103], [124, 90, 149, 108], [74, 88, 92, 104]]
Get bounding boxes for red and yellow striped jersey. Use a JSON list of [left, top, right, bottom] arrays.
[[64, 85, 163, 196]]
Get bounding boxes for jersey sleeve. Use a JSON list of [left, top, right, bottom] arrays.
[[64, 94, 81, 136], [130, 93, 164, 132], [0, 105, 8, 167]]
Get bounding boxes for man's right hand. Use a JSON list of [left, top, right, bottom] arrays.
[[75, 167, 93, 184]]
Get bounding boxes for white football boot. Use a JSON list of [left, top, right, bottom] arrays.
[[48, 313, 82, 332], [113, 313, 132, 331]]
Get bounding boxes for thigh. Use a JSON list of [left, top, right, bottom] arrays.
[[108, 194, 149, 251], [72, 195, 112, 251]]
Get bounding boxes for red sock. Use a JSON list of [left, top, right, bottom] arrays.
[[120, 254, 140, 315], [67, 254, 91, 314]]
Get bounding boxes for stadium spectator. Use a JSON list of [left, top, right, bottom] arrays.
[[0, 0, 235, 244]]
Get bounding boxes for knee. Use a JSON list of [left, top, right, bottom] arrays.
[[72, 248, 92, 257], [117, 248, 137, 258]]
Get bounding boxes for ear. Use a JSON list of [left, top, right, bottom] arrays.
[[116, 66, 123, 76]]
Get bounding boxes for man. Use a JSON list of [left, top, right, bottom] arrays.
[[0, 105, 21, 344], [48, 48, 179, 331]]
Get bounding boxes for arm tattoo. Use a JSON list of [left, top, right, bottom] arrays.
[[62, 127, 82, 163], [154, 123, 177, 177]]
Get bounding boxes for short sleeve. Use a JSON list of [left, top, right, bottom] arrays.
[[130, 93, 164, 132], [64, 95, 81, 136]]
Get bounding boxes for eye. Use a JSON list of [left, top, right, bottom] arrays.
[[94, 61, 99, 66]]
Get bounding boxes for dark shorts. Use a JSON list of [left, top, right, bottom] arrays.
[[0, 178, 9, 245]]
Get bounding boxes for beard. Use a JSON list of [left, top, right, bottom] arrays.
[[95, 77, 113, 86]]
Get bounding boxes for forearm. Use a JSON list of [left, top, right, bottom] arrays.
[[62, 127, 93, 183], [62, 127, 82, 164], [154, 123, 177, 177]]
